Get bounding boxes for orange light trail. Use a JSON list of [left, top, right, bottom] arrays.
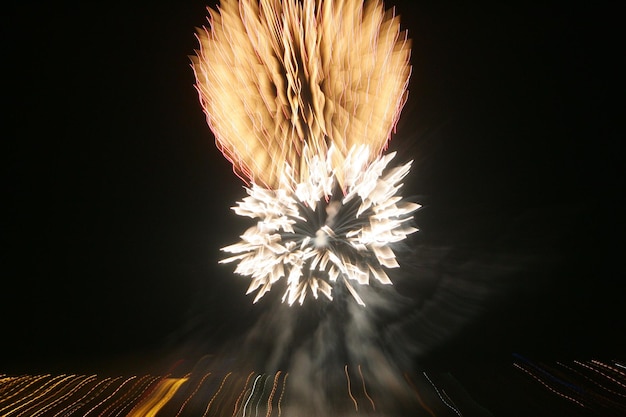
[[344, 364, 358, 412], [358, 364, 376, 411], [232, 371, 255, 417], [202, 371, 231, 417], [265, 371, 282, 417], [175, 372, 211, 417]]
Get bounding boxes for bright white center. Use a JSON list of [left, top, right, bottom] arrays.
[[314, 228, 328, 248]]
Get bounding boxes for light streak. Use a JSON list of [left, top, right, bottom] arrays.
[[255, 374, 269, 417], [358, 364, 376, 411], [175, 372, 212, 417], [404, 373, 437, 417], [202, 372, 231, 417], [423, 372, 463, 417], [192, 0, 417, 306], [266, 371, 282, 417], [277, 372, 288, 417], [513, 363, 585, 407], [3, 365, 555, 415], [344, 365, 358, 412], [3, 374, 72, 417], [112, 376, 161, 417], [127, 377, 188, 417], [109, 375, 157, 417], [232, 371, 256, 417], [575, 360, 626, 393], [0, 374, 50, 411], [31, 375, 94, 417], [83, 376, 136, 417], [243, 374, 263, 417], [53, 377, 116, 417]]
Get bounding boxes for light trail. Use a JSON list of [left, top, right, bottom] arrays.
[[112, 376, 161, 417], [232, 371, 255, 417], [358, 364, 376, 411], [109, 375, 158, 417], [175, 372, 211, 417], [277, 372, 288, 417], [423, 372, 463, 417], [242, 374, 263, 417], [255, 374, 269, 417], [513, 363, 585, 408], [344, 365, 358, 412], [130, 377, 188, 417], [202, 372, 231, 417], [31, 375, 94, 417], [404, 372, 437, 417], [82, 376, 136, 417], [265, 371, 282, 417], [3, 364, 567, 415], [53, 377, 116, 417]]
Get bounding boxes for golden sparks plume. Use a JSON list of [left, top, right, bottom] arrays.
[[191, 0, 412, 189]]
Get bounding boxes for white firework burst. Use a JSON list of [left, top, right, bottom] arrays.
[[192, 0, 417, 306], [220, 145, 419, 306]]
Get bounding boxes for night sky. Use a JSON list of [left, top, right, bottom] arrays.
[[3, 0, 624, 391]]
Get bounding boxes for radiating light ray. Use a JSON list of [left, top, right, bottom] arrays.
[[193, 0, 417, 306]]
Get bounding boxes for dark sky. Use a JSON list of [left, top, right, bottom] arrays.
[[3, 0, 624, 377]]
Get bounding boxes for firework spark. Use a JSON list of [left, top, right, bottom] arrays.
[[192, 0, 417, 305]]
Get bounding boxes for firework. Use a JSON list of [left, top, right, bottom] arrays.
[[192, 0, 417, 305]]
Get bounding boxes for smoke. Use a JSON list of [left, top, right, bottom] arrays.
[[224, 279, 423, 415]]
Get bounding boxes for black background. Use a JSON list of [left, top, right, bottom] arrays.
[[3, 0, 624, 397]]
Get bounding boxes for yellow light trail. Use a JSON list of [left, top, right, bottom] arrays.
[[127, 377, 188, 417]]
